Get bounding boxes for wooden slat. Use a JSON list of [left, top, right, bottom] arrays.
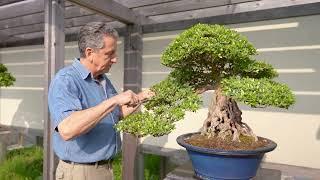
[[64, 14, 114, 27], [7, 21, 124, 40], [0, 0, 25, 6], [43, 0, 65, 179], [68, 0, 151, 24], [0, 0, 43, 21], [0, 0, 254, 34], [133, 0, 256, 16], [64, 5, 94, 18], [232, 0, 259, 3], [0, 5, 94, 30], [0, 14, 114, 37], [0, 13, 43, 30], [114, 0, 177, 8], [148, 0, 320, 23], [0, 21, 126, 47], [0, 33, 9, 42], [143, 0, 320, 33]]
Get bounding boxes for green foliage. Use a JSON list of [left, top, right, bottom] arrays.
[[162, 24, 257, 68], [117, 23, 295, 137], [116, 112, 176, 137], [0, 64, 15, 87], [113, 153, 161, 180], [112, 154, 122, 180], [236, 60, 279, 79], [221, 77, 295, 108], [116, 77, 201, 137], [161, 24, 261, 89], [0, 146, 43, 180], [143, 154, 161, 180]]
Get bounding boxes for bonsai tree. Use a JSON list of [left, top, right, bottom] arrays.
[[116, 24, 295, 144], [0, 64, 15, 88]]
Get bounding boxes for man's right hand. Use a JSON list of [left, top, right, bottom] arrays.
[[114, 90, 140, 106]]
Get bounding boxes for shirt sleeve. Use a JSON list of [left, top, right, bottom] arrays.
[[48, 74, 82, 129]]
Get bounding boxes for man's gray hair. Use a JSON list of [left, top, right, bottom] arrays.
[[78, 22, 119, 58]]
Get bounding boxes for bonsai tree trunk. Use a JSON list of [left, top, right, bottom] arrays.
[[201, 87, 257, 142]]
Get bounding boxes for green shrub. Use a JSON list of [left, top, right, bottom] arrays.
[[0, 146, 43, 180], [113, 153, 161, 180], [0, 64, 15, 87]]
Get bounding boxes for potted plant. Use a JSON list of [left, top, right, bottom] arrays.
[[116, 24, 295, 179]]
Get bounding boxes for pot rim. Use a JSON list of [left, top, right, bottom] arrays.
[[176, 132, 277, 156]]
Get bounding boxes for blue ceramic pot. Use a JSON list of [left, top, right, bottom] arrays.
[[176, 132, 277, 180]]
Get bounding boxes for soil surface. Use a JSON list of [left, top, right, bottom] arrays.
[[185, 134, 269, 151]]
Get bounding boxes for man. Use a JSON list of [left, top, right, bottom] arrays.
[[48, 22, 153, 180]]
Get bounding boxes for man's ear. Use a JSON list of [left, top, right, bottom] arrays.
[[85, 47, 94, 61]]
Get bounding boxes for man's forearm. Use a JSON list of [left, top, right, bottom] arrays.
[[58, 97, 118, 141]]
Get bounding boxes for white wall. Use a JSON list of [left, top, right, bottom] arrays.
[[0, 15, 319, 168]]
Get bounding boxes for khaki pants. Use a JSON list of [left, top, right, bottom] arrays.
[[56, 160, 113, 180]]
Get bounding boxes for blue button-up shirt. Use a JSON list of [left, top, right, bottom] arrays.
[[48, 59, 121, 163]]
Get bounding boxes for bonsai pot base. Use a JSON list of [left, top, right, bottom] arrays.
[[177, 132, 277, 180]]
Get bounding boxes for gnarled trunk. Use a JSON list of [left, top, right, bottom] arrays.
[[201, 87, 257, 142]]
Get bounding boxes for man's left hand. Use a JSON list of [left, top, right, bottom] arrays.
[[138, 89, 155, 103]]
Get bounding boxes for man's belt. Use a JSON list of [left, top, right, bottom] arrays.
[[62, 159, 112, 166]]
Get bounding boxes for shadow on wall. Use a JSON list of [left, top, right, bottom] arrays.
[[317, 126, 320, 140]]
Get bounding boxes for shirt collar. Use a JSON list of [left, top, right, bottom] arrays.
[[72, 58, 91, 80]]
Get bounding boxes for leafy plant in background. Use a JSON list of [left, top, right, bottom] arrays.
[[116, 24, 295, 142], [0, 64, 15, 87], [0, 146, 43, 180]]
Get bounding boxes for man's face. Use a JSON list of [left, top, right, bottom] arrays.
[[92, 35, 117, 75]]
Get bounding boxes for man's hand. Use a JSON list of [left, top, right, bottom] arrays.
[[114, 90, 140, 106], [119, 89, 155, 118], [138, 89, 155, 103]]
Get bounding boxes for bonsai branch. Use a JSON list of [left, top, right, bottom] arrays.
[[196, 85, 214, 94]]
